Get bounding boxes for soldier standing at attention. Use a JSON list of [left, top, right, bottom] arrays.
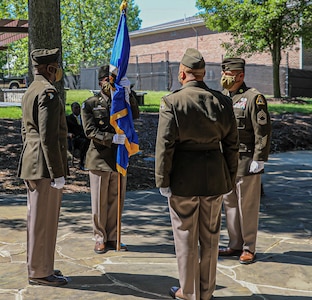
[[18, 48, 68, 286], [218, 58, 271, 264], [155, 48, 239, 300], [81, 65, 128, 254]]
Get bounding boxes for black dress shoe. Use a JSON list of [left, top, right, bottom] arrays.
[[106, 241, 128, 251], [29, 274, 68, 286], [54, 269, 63, 276], [219, 246, 242, 256], [169, 286, 184, 299], [169, 286, 214, 299]]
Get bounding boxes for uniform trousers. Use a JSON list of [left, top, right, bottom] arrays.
[[168, 194, 223, 300], [222, 174, 261, 253], [89, 170, 126, 243], [26, 178, 62, 278]]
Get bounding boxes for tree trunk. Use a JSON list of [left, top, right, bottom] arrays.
[[271, 41, 281, 98], [28, 0, 65, 101]]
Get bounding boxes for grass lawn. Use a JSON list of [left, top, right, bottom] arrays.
[[1, 89, 312, 119]]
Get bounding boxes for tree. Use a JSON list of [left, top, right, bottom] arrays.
[[28, 0, 62, 80], [61, 0, 141, 74], [0, 0, 141, 77], [0, 0, 28, 76], [196, 0, 312, 98]]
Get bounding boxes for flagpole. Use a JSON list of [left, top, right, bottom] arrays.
[[110, 0, 139, 251], [116, 172, 121, 251]]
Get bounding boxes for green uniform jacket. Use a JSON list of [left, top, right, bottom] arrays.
[[155, 81, 239, 197], [81, 93, 117, 171], [18, 75, 68, 180], [223, 82, 271, 176]]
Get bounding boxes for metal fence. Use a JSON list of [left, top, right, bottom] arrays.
[[76, 55, 312, 97]]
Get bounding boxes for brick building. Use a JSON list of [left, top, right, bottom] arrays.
[[130, 16, 311, 70], [127, 16, 312, 96]]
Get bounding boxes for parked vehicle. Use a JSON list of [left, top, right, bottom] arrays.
[[0, 73, 27, 89]]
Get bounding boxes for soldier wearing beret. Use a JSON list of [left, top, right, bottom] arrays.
[[18, 48, 68, 286], [155, 48, 239, 300], [81, 65, 128, 254], [218, 58, 271, 264]]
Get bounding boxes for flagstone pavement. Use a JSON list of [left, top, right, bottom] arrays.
[[0, 151, 311, 300]]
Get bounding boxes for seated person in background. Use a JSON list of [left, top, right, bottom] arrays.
[[66, 102, 90, 170]]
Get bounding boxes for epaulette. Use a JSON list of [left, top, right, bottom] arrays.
[[171, 89, 181, 94], [248, 87, 261, 96]]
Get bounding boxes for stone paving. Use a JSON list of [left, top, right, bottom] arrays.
[[0, 151, 311, 300]]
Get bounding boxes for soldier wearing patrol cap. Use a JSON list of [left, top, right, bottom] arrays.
[[81, 65, 128, 254], [218, 58, 271, 264], [155, 48, 239, 300], [18, 48, 68, 286]]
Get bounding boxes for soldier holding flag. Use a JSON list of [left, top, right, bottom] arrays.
[[81, 65, 128, 254], [81, 0, 139, 254]]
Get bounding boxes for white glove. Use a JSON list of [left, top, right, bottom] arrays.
[[159, 187, 172, 198], [223, 189, 233, 197], [119, 76, 131, 94], [113, 134, 126, 145], [119, 76, 131, 103], [249, 161, 264, 173], [51, 176, 65, 189]]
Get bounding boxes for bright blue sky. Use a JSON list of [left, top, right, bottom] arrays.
[[134, 0, 200, 28]]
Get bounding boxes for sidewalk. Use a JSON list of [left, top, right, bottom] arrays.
[[0, 151, 311, 299]]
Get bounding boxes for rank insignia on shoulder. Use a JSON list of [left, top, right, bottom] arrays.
[[257, 109, 267, 125], [256, 95, 266, 105]]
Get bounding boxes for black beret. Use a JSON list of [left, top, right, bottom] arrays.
[[181, 48, 205, 69], [31, 48, 60, 66], [221, 58, 245, 71], [98, 65, 109, 80]]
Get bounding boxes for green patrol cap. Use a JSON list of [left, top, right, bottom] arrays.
[[31, 48, 60, 66], [98, 65, 109, 80], [221, 57, 245, 71], [181, 48, 205, 69]]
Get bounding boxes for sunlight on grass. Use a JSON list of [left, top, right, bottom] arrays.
[[0, 107, 22, 119], [1, 89, 312, 119]]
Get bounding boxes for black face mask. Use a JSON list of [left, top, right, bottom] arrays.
[[101, 81, 111, 96]]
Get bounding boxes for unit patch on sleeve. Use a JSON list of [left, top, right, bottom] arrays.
[[46, 89, 55, 100], [160, 98, 168, 110], [257, 109, 267, 125], [256, 95, 265, 105]]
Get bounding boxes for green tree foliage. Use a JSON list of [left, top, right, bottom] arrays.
[[196, 0, 312, 98], [0, 0, 141, 76], [0, 0, 28, 76], [61, 0, 141, 74]]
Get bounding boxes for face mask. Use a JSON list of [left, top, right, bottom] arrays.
[[55, 67, 63, 82], [220, 74, 237, 89], [49, 65, 63, 82], [101, 81, 111, 96]]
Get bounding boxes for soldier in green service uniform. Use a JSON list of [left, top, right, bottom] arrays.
[[18, 48, 68, 286], [218, 58, 272, 264], [81, 65, 128, 254], [155, 48, 239, 300]]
